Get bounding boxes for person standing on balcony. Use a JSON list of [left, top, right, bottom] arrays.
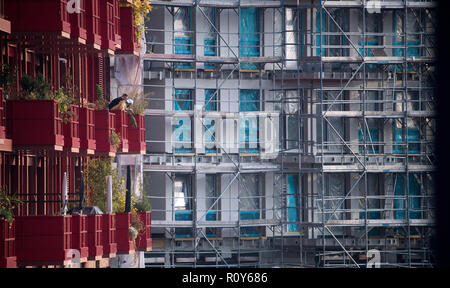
[[108, 93, 134, 111]]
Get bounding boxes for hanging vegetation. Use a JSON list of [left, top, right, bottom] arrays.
[[121, 0, 152, 42]]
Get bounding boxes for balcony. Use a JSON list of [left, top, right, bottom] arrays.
[[128, 114, 146, 154], [6, 0, 71, 39], [87, 214, 103, 260], [102, 214, 117, 258], [0, 88, 12, 152], [94, 110, 117, 157], [6, 213, 139, 267], [15, 215, 73, 266], [63, 105, 81, 153], [86, 0, 102, 50], [0, 219, 16, 268], [116, 212, 134, 254], [7, 100, 64, 150], [136, 212, 152, 252], [0, 0, 11, 34], [71, 215, 88, 262], [111, 110, 129, 153], [100, 0, 117, 54], [79, 106, 96, 154], [118, 6, 139, 55], [69, 0, 87, 43]]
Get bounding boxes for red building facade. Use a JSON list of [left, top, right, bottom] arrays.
[[0, 0, 149, 268]]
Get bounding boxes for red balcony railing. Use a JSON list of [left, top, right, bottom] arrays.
[[0, 219, 16, 268], [119, 6, 139, 55], [15, 215, 72, 266], [79, 107, 96, 153], [0, 88, 5, 139], [111, 110, 129, 153], [136, 212, 152, 252], [94, 110, 117, 156], [100, 0, 117, 53], [87, 214, 103, 260], [70, 0, 87, 42], [86, 0, 102, 49], [102, 213, 117, 258], [116, 212, 134, 254], [71, 215, 88, 262], [63, 105, 81, 151], [128, 114, 146, 154], [6, 0, 71, 38], [7, 100, 64, 148]]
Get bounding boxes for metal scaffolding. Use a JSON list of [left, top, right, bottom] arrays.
[[141, 0, 436, 268]]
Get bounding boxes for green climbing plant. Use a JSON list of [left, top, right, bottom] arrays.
[[121, 0, 152, 42], [0, 187, 22, 223], [84, 158, 126, 213]]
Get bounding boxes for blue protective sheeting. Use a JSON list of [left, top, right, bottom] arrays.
[[204, 118, 217, 153], [315, 9, 326, 56], [358, 128, 379, 154], [240, 90, 259, 153], [393, 128, 420, 154], [205, 89, 217, 111], [240, 211, 260, 237], [287, 175, 300, 233], [240, 8, 260, 70], [174, 117, 193, 153], [174, 89, 192, 111], [175, 211, 193, 238], [394, 174, 421, 220]]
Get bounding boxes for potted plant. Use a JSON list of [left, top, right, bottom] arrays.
[[134, 193, 152, 251]]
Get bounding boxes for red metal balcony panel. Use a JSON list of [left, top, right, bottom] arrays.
[[86, 0, 102, 49], [94, 110, 116, 155], [128, 114, 146, 154], [70, 0, 87, 42], [115, 212, 134, 254], [111, 110, 129, 153], [0, 219, 17, 268], [102, 214, 117, 257], [0, 88, 6, 139], [136, 212, 152, 252], [6, 0, 71, 38], [87, 214, 103, 259], [118, 6, 139, 55], [71, 215, 88, 261], [7, 100, 64, 148], [63, 105, 81, 151], [15, 216, 72, 265], [100, 0, 116, 53], [113, 0, 121, 47], [79, 107, 96, 152]]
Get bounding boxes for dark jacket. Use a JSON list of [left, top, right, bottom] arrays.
[[108, 97, 124, 110]]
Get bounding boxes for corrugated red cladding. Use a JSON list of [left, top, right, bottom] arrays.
[[87, 214, 103, 259], [128, 114, 146, 154], [71, 215, 89, 260], [79, 107, 96, 151], [7, 100, 64, 147], [111, 110, 129, 153], [6, 0, 71, 35], [102, 213, 117, 257], [116, 212, 134, 254], [94, 110, 117, 154], [136, 212, 152, 252], [63, 105, 81, 149], [15, 216, 72, 265], [0, 219, 17, 268]]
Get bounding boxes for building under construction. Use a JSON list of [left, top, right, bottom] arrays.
[[141, 0, 436, 268]]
